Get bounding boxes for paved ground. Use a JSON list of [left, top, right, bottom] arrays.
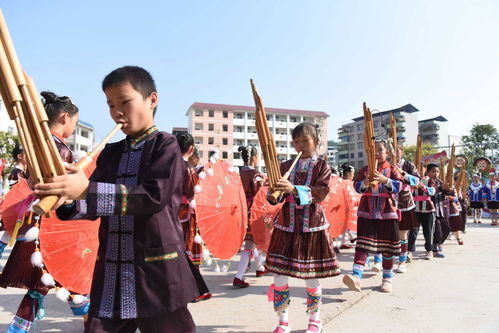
[[1, 219, 498, 332]]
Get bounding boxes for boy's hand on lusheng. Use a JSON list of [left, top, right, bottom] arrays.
[[34, 164, 89, 209], [372, 170, 389, 184]]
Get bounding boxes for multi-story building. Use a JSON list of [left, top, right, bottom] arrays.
[[186, 102, 328, 168], [327, 140, 338, 169], [418, 116, 448, 148], [66, 120, 95, 153], [172, 127, 188, 136], [337, 104, 419, 170]]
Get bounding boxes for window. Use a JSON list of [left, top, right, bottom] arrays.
[[350, 153, 355, 159], [234, 152, 241, 159], [290, 117, 297, 122], [81, 130, 89, 138], [195, 123, 203, 131], [223, 111, 228, 118], [235, 113, 243, 119], [208, 123, 214, 131], [235, 126, 244, 132], [357, 124, 362, 131], [223, 124, 228, 132], [195, 110, 203, 117], [222, 138, 228, 145], [357, 143, 363, 149], [208, 137, 214, 144], [358, 152, 363, 158], [358, 161, 364, 169], [199, 151, 204, 158], [208, 110, 214, 117], [194, 137, 203, 145], [357, 134, 363, 140], [349, 144, 355, 150], [236, 139, 243, 145], [222, 151, 228, 159]]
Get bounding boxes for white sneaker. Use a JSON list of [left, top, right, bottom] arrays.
[[423, 251, 432, 260], [372, 262, 382, 272], [395, 263, 407, 273]]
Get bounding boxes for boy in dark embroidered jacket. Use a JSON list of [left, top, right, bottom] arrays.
[[343, 141, 402, 294], [35, 66, 198, 333]]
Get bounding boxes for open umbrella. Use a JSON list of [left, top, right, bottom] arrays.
[[195, 161, 247, 259], [0, 178, 33, 236], [344, 179, 361, 231], [39, 215, 100, 295], [249, 186, 283, 252], [322, 175, 348, 238]]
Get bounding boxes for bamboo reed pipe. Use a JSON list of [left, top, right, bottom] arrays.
[[268, 152, 303, 204]]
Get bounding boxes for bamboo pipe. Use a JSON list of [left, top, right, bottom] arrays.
[[268, 152, 302, 204], [0, 9, 26, 87], [33, 123, 124, 215], [25, 74, 66, 175]]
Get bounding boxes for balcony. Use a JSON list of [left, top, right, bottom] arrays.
[[233, 132, 245, 139], [233, 118, 245, 126]]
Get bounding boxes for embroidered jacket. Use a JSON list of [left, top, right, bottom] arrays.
[[239, 166, 264, 210], [467, 182, 484, 202], [483, 180, 499, 202], [413, 177, 437, 213], [272, 157, 331, 232], [179, 160, 198, 223], [395, 159, 420, 211], [354, 161, 402, 220], [57, 128, 198, 319]]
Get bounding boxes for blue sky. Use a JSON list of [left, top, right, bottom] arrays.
[[2, 1, 499, 142]]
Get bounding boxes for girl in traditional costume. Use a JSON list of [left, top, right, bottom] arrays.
[[468, 174, 484, 223], [266, 123, 340, 333], [484, 170, 499, 226], [343, 140, 402, 294], [232, 145, 267, 288]]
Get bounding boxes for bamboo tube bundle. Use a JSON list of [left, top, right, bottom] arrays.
[[445, 144, 456, 186], [388, 113, 397, 163], [414, 134, 423, 176], [439, 158, 446, 184], [455, 167, 467, 195], [363, 103, 377, 187], [250, 80, 304, 204], [0, 9, 66, 215]]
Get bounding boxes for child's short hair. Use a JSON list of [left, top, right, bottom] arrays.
[[426, 163, 439, 173], [12, 144, 23, 161], [291, 122, 319, 146], [102, 66, 157, 114], [41, 91, 79, 125], [238, 145, 257, 164], [176, 132, 194, 154], [374, 140, 388, 150]]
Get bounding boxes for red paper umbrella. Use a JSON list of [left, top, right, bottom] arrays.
[[39, 215, 100, 294], [0, 178, 33, 235], [195, 161, 247, 259], [322, 175, 348, 238], [249, 186, 283, 253]]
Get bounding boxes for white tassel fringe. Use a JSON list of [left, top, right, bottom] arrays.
[[56, 288, 70, 302], [198, 171, 206, 179], [31, 251, 44, 268], [41, 272, 55, 286], [72, 294, 87, 305], [207, 169, 214, 176], [189, 199, 196, 209], [194, 185, 202, 193], [202, 248, 210, 261], [24, 226, 40, 242], [194, 234, 203, 244]]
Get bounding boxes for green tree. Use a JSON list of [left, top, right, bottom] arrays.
[[403, 143, 438, 163], [0, 131, 19, 177], [461, 123, 499, 172]]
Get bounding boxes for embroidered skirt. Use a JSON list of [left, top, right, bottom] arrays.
[[398, 209, 419, 230], [355, 218, 401, 256], [0, 240, 50, 291], [265, 229, 340, 279], [470, 201, 484, 209], [487, 201, 499, 210], [449, 216, 464, 232], [181, 210, 202, 266]]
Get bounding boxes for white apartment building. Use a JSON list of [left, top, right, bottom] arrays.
[[66, 120, 95, 153], [418, 116, 449, 148], [327, 140, 338, 169], [337, 104, 419, 170], [186, 102, 329, 168]]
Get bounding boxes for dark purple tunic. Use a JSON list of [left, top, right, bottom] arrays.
[[57, 128, 199, 319]]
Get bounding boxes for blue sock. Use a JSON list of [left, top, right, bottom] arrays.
[[353, 263, 365, 279], [374, 253, 382, 264], [0, 241, 6, 259]]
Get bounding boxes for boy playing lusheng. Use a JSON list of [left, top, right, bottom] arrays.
[[35, 66, 198, 333]]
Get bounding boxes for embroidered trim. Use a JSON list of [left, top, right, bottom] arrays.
[[120, 184, 128, 216], [287, 156, 317, 232], [306, 290, 322, 313], [273, 287, 290, 312], [145, 251, 179, 262], [129, 125, 158, 148], [10, 315, 32, 331]]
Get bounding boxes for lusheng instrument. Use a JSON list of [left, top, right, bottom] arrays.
[[455, 166, 468, 196], [363, 103, 378, 187], [388, 113, 397, 164], [439, 158, 446, 184], [251, 80, 303, 203], [445, 144, 457, 186], [75, 123, 123, 170], [0, 9, 65, 215], [414, 134, 423, 176]]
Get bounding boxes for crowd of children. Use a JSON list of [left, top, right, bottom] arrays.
[[0, 65, 497, 333]]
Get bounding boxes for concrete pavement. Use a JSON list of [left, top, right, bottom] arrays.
[[1, 220, 498, 332]]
